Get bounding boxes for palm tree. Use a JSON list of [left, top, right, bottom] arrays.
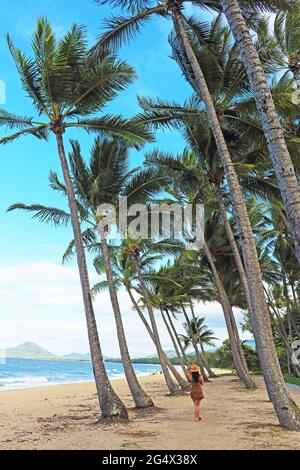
[[169, 7, 300, 426], [122, 240, 184, 394], [160, 308, 191, 380], [142, 262, 207, 379], [134, 11, 300, 425], [91, 250, 186, 389], [274, 3, 300, 86], [0, 19, 152, 420], [70, 137, 157, 408], [145, 146, 256, 387], [180, 316, 217, 360], [9, 136, 159, 409], [148, 260, 215, 379], [221, 0, 300, 266], [97, 246, 189, 389], [136, 269, 190, 378]]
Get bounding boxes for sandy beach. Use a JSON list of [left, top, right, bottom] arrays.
[[0, 371, 300, 450]]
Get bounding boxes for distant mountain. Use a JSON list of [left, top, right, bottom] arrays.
[[6, 342, 56, 359], [106, 350, 178, 364], [63, 352, 91, 360], [143, 350, 177, 359]]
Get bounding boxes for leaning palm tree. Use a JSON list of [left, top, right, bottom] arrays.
[[65, 137, 157, 409], [121, 239, 185, 394], [221, 0, 300, 267], [148, 260, 216, 379], [141, 266, 198, 379], [132, 9, 300, 426], [145, 145, 256, 387], [8, 137, 158, 409], [94, 243, 189, 390], [0, 19, 152, 420]]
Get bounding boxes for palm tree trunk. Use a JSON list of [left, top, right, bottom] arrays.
[[215, 190, 254, 374], [284, 276, 294, 345], [172, 8, 300, 429], [160, 308, 190, 380], [189, 302, 217, 378], [180, 302, 209, 380], [133, 256, 182, 394], [221, 0, 300, 266], [98, 230, 154, 409], [291, 282, 300, 317], [283, 275, 300, 339], [216, 190, 250, 302], [166, 309, 190, 364], [203, 241, 256, 389], [55, 133, 128, 420], [126, 287, 188, 389]]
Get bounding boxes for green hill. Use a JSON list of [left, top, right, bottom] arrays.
[[5, 342, 56, 359]]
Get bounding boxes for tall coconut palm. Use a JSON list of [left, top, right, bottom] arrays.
[[188, 304, 217, 376], [167, 7, 300, 427], [221, 0, 300, 266], [121, 239, 184, 394], [180, 316, 217, 358], [0, 19, 152, 420], [8, 136, 160, 409], [131, 9, 300, 425]]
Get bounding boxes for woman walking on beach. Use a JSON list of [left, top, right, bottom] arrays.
[[187, 365, 204, 422]]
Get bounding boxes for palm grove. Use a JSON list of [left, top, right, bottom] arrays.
[[1, 0, 300, 429]]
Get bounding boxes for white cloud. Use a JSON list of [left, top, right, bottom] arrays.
[[0, 261, 78, 284], [0, 260, 249, 357]]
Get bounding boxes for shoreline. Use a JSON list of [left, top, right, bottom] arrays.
[[0, 367, 228, 393], [0, 360, 166, 393], [1, 366, 299, 394], [0, 372, 164, 393], [1, 373, 300, 450]]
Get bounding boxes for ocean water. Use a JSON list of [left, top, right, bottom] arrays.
[[0, 358, 162, 391]]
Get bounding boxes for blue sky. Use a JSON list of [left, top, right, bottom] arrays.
[[0, 1, 251, 356]]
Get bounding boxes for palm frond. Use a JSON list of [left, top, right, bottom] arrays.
[[91, 280, 109, 298], [0, 125, 49, 144], [6, 34, 49, 117], [62, 228, 98, 264], [0, 109, 35, 130], [48, 171, 67, 195], [91, 7, 164, 54], [7, 203, 71, 226], [64, 55, 135, 117], [68, 115, 154, 147]]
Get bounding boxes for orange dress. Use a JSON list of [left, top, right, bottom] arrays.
[[190, 377, 204, 401]]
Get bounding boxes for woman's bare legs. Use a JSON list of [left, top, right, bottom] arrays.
[[194, 399, 201, 422]]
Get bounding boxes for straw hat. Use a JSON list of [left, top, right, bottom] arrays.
[[189, 364, 201, 373]]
